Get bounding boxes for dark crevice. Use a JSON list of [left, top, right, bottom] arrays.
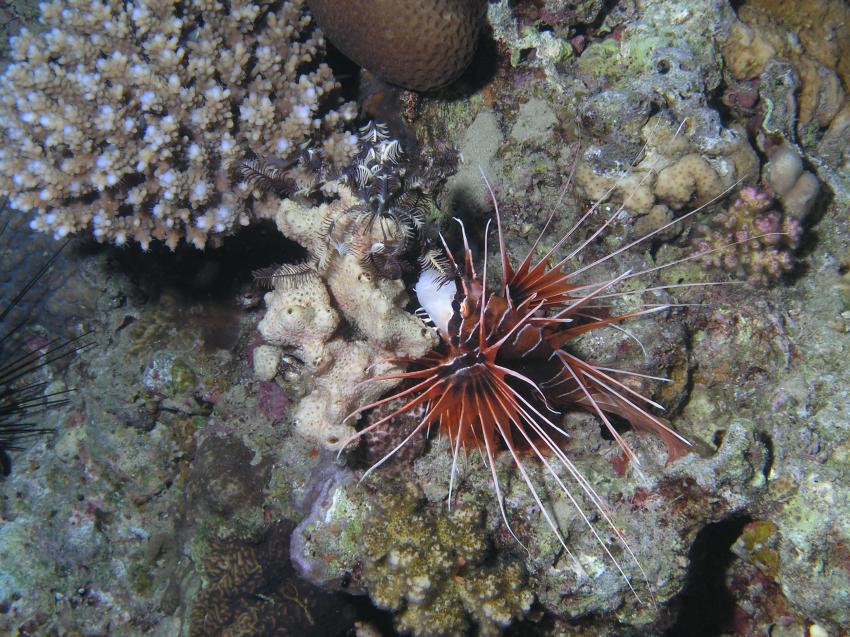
[[671, 325, 696, 419], [664, 514, 751, 637], [98, 219, 304, 304], [755, 430, 774, 480], [706, 78, 737, 130], [346, 594, 400, 636], [319, 41, 362, 105]]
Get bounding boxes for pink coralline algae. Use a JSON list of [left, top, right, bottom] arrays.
[[693, 186, 802, 285], [257, 382, 290, 422]]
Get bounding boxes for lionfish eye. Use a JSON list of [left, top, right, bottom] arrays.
[[460, 297, 474, 318]]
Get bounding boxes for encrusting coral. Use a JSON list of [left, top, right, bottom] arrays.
[[251, 123, 455, 449], [362, 483, 534, 637], [0, 0, 356, 250], [763, 144, 820, 219], [253, 183, 437, 450], [574, 113, 758, 224], [721, 1, 850, 130], [290, 474, 534, 637]]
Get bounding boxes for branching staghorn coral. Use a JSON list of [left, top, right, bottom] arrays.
[[0, 0, 357, 250]]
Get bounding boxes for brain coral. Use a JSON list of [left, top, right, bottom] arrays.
[[306, 0, 487, 91], [0, 0, 356, 250]]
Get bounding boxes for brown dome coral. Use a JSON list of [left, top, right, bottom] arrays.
[[306, 0, 487, 91], [0, 0, 357, 251]]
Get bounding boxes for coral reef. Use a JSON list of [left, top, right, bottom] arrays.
[[255, 122, 453, 278], [0, 0, 356, 250], [720, 0, 849, 207], [510, 0, 605, 40], [503, 0, 761, 224], [306, 0, 488, 91], [4, 0, 850, 635], [251, 123, 456, 450], [693, 185, 802, 284], [360, 398, 428, 471], [722, 1, 849, 129], [362, 483, 533, 637], [569, 0, 733, 131], [0, 0, 38, 58], [573, 112, 757, 224]]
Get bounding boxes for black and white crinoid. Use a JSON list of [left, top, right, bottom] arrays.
[[254, 121, 459, 289]]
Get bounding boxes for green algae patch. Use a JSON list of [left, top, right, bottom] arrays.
[[736, 520, 781, 578], [307, 484, 367, 584], [169, 358, 198, 396]]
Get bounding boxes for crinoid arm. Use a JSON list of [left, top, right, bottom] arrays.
[[252, 261, 319, 290]]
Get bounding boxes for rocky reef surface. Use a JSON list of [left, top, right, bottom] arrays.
[[1, 0, 849, 636]]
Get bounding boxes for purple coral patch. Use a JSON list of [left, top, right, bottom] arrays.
[[258, 382, 290, 421], [694, 186, 801, 285]]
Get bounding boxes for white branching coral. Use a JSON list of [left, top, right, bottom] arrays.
[[0, 0, 357, 250]]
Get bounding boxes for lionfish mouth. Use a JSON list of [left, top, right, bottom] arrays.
[[342, 167, 745, 601]]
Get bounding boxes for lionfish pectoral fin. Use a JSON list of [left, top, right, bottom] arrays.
[[602, 396, 691, 465]]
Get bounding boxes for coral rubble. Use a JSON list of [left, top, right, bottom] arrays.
[[0, 0, 356, 250]]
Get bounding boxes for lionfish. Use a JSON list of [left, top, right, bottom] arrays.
[[342, 155, 751, 599]]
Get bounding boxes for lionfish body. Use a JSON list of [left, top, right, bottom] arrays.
[[409, 236, 691, 464]]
